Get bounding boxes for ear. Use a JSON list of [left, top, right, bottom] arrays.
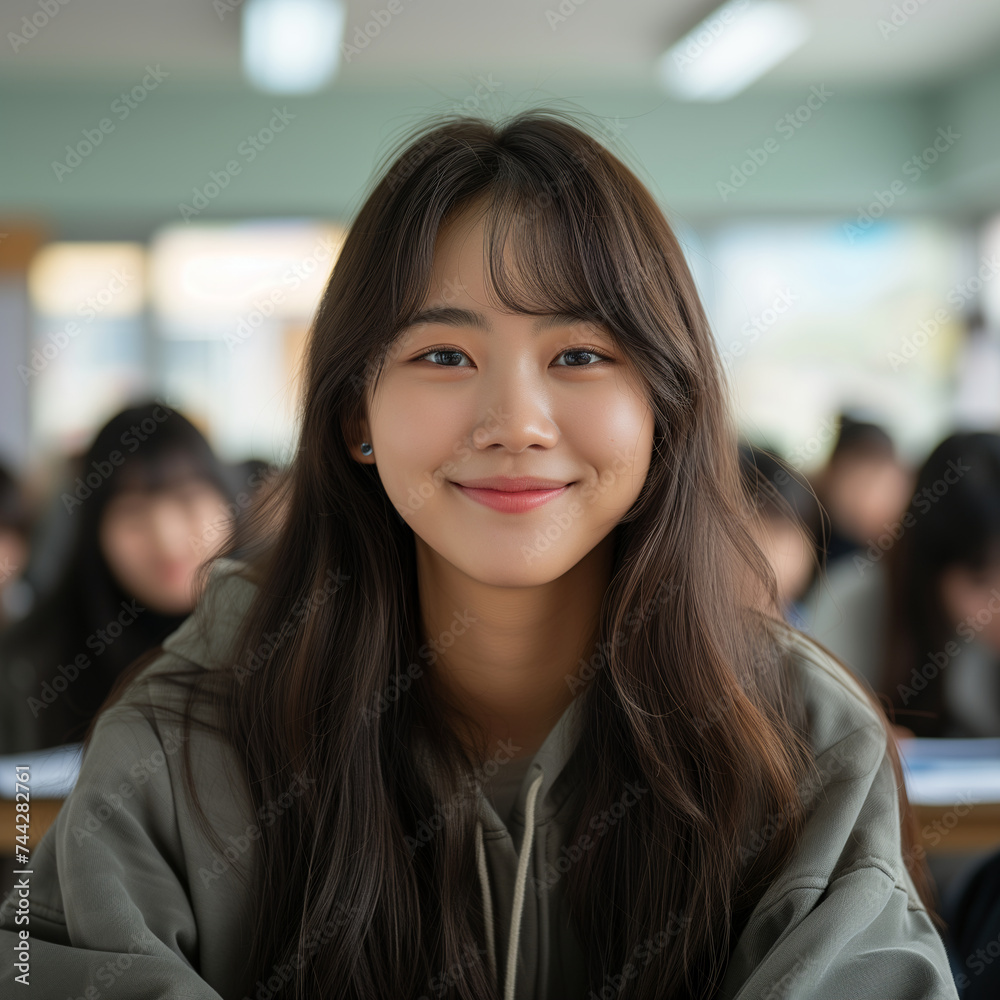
[[340, 414, 376, 465]]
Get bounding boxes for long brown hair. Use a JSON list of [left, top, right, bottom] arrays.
[[92, 106, 938, 999]]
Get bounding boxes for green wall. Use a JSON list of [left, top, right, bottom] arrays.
[[2, 61, 998, 239]]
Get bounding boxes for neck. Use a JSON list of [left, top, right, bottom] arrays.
[[416, 532, 615, 761]]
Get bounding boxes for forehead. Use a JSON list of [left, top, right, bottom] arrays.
[[412, 203, 608, 331]]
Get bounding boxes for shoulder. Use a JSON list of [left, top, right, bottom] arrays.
[[764, 621, 925, 902], [712, 624, 961, 997]]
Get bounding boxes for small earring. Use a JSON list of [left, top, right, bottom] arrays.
[[360, 442, 373, 456]]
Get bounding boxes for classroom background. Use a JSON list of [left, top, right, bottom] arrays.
[[2, 0, 1000, 962]]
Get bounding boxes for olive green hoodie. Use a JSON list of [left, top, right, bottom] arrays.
[[0, 559, 960, 998]]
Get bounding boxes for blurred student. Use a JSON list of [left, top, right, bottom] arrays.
[[812, 415, 912, 565], [738, 443, 823, 628], [802, 431, 1000, 737], [0, 462, 33, 628], [0, 402, 237, 753]]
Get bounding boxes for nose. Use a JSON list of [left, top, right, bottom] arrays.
[[469, 363, 561, 453], [147, 498, 196, 560]]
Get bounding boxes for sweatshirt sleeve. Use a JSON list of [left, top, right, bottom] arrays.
[[0, 700, 226, 999], [717, 719, 960, 1000]]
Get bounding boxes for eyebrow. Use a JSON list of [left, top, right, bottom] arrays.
[[400, 307, 608, 337]]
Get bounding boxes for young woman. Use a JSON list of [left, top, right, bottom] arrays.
[[0, 109, 957, 1000], [0, 402, 238, 752]]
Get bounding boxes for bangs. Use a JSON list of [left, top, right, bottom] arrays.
[[477, 182, 604, 323], [111, 448, 224, 497]]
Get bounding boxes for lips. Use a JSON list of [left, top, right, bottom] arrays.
[[450, 479, 574, 513], [453, 476, 573, 492]]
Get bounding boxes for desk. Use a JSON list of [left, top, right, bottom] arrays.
[[913, 801, 1000, 853], [0, 799, 65, 854], [2, 799, 1000, 858]]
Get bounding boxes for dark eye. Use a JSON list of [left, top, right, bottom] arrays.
[[417, 348, 471, 367], [555, 349, 614, 367], [414, 346, 615, 368]]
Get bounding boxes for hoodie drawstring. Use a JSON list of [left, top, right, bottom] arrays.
[[475, 768, 545, 1000]]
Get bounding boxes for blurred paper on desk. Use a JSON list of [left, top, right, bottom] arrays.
[[0, 744, 83, 799], [897, 738, 1000, 805]]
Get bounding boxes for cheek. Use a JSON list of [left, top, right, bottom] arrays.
[[102, 525, 150, 583], [575, 394, 653, 498], [190, 499, 232, 545], [374, 386, 472, 493]]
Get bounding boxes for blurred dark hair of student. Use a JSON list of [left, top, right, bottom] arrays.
[[0, 462, 33, 627], [881, 431, 1000, 736], [738, 442, 823, 625], [0, 402, 238, 752], [815, 415, 912, 564]]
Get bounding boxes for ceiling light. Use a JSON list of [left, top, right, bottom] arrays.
[[242, 0, 347, 94], [657, 0, 810, 102]]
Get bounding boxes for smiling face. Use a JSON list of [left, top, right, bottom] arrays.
[[353, 203, 656, 588]]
